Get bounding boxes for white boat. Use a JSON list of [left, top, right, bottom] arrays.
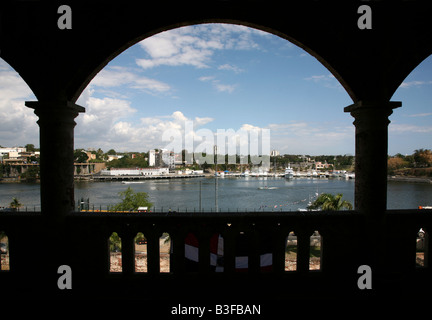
[[122, 181, 145, 184], [285, 165, 294, 179], [251, 168, 269, 177], [344, 173, 355, 179], [240, 170, 250, 177]]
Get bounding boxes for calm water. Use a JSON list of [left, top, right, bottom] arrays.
[[0, 177, 431, 211]]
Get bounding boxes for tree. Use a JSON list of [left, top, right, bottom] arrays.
[[110, 187, 152, 211], [25, 144, 36, 152], [388, 157, 408, 172], [107, 149, 117, 155], [21, 166, 40, 181], [308, 193, 353, 211], [413, 149, 432, 167], [109, 232, 121, 252], [74, 149, 89, 163], [10, 197, 22, 210]]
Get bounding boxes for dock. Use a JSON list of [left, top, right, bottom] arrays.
[[92, 174, 205, 182]]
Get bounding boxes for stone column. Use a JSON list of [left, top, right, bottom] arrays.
[[22, 100, 84, 297], [344, 100, 401, 273], [344, 101, 401, 215], [26, 100, 85, 218]]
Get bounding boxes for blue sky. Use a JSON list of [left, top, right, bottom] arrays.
[[1, 23, 431, 156]]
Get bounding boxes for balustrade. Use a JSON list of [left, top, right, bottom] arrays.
[[0, 209, 431, 299]]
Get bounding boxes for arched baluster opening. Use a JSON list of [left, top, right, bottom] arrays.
[[416, 227, 429, 268], [108, 232, 122, 273], [285, 231, 297, 272], [134, 232, 147, 273], [0, 231, 10, 271], [309, 230, 322, 271], [160, 232, 171, 273], [235, 231, 249, 272], [309, 230, 322, 270]]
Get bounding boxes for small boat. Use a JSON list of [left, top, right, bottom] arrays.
[[258, 186, 278, 190], [122, 181, 145, 184], [285, 165, 294, 179], [240, 170, 250, 177], [344, 173, 355, 179]]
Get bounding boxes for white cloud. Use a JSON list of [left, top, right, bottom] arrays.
[[198, 76, 215, 82], [194, 116, 214, 126], [90, 66, 171, 94], [76, 86, 216, 152], [389, 123, 432, 133], [75, 88, 138, 149], [267, 121, 354, 155], [218, 64, 244, 74], [407, 112, 432, 117], [304, 74, 342, 89], [399, 80, 432, 89], [136, 30, 215, 69], [0, 60, 38, 147], [136, 24, 265, 70], [240, 124, 262, 132], [199, 75, 236, 93], [214, 82, 236, 93]]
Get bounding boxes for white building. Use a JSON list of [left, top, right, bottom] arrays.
[[0, 147, 27, 157], [271, 150, 280, 157], [160, 149, 175, 168], [148, 149, 156, 166], [107, 155, 124, 162], [100, 167, 169, 176]]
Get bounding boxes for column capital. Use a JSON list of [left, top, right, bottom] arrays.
[[25, 100, 85, 127], [25, 100, 85, 112], [345, 100, 402, 130], [344, 100, 401, 114]]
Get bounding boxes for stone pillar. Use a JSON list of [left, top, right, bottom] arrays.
[[26, 100, 85, 218], [344, 100, 400, 215], [22, 100, 84, 297], [344, 100, 401, 273]]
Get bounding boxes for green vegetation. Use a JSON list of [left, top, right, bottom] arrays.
[[285, 245, 321, 257], [9, 197, 22, 209], [107, 153, 148, 168], [20, 166, 39, 181], [308, 193, 353, 211], [109, 232, 121, 252], [110, 187, 153, 211], [73, 149, 89, 163], [271, 154, 354, 171], [388, 149, 432, 177]]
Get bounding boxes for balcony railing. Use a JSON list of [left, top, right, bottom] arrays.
[[0, 209, 431, 299]]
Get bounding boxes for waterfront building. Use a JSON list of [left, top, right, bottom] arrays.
[[148, 149, 156, 166], [100, 167, 169, 176]]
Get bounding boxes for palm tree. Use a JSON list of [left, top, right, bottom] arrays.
[[308, 193, 353, 211], [9, 197, 22, 210]]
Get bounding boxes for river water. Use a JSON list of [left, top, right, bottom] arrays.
[[0, 176, 431, 211]]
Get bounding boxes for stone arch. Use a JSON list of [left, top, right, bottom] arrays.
[[76, 21, 352, 103]]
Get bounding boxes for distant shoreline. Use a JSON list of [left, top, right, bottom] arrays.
[[388, 175, 432, 184], [2, 175, 432, 184]]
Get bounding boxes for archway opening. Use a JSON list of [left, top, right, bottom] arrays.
[[74, 23, 354, 213], [0, 58, 40, 211], [388, 54, 432, 210]]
